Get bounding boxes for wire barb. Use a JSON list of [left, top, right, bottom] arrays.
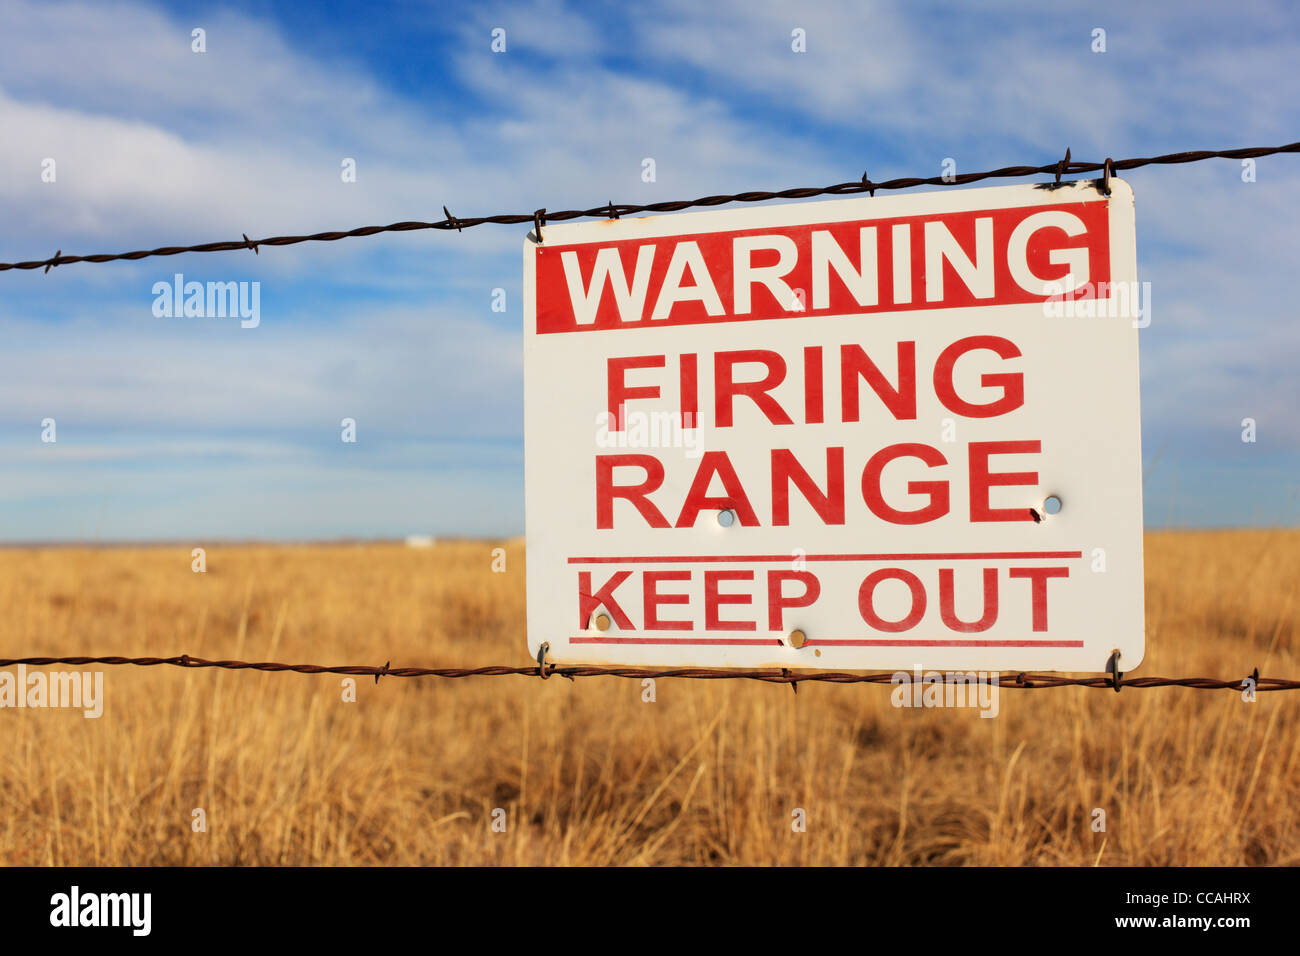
[[4, 140, 1298, 273], [1055, 147, 1071, 185]]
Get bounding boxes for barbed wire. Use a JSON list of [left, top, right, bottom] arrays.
[[0, 654, 1294, 692], [2, 140, 1296, 273]]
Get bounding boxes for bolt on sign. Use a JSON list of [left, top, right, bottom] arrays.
[[523, 180, 1144, 673]]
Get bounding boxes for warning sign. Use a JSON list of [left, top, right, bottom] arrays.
[[523, 179, 1144, 672]]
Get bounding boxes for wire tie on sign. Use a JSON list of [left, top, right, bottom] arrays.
[[782, 667, 798, 695], [44, 250, 61, 274], [862, 172, 876, 197], [537, 641, 551, 680], [1106, 649, 1122, 693], [443, 206, 463, 232], [533, 208, 546, 244], [1055, 147, 1071, 186], [375, 660, 390, 685], [1100, 157, 1114, 196], [242, 233, 259, 255]]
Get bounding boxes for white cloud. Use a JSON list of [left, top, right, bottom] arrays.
[[456, 0, 606, 57], [0, 305, 521, 437], [631, 0, 1300, 153]]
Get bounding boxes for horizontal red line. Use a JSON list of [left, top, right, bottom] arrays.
[[568, 551, 1082, 564], [807, 639, 1083, 648], [570, 636, 781, 646], [569, 636, 1081, 648]]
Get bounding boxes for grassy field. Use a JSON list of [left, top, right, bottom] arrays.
[[1, 530, 1297, 865]]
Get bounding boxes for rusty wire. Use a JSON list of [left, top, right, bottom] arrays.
[[2, 140, 1296, 273], [0, 654, 1294, 692]]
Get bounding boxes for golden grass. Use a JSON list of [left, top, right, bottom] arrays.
[[1, 529, 1297, 865]]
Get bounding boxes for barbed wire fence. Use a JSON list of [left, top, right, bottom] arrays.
[[0, 654, 1294, 693], [2, 141, 1296, 273], [4, 140, 1298, 693]]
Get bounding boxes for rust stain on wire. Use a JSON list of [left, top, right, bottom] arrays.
[[0, 655, 1295, 692], [2, 141, 1296, 273]]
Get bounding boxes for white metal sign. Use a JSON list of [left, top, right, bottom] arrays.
[[524, 180, 1144, 673]]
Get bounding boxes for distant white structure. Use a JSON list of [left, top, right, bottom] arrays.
[[404, 535, 437, 548]]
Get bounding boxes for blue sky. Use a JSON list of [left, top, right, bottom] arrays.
[[0, 0, 1297, 541]]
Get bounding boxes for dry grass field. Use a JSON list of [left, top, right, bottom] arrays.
[[1, 529, 1297, 866]]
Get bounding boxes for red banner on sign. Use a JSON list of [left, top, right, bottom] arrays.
[[535, 201, 1111, 334]]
